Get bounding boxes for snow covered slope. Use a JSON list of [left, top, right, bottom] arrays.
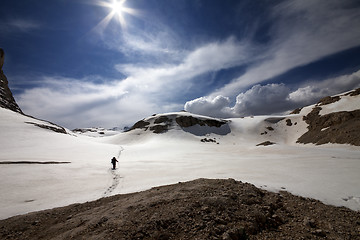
[[0, 108, 120, 219], [100, 89, 360, 210], [0, 89, 359, 219]]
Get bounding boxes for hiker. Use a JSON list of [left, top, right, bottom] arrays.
[[111, 157, 118, 170]]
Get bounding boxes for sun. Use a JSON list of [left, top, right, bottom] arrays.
[[110, 0, 126, 17], [94, 0, 137, 31]]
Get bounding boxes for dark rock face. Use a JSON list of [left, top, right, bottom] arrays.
[[266, 126, 274, 131], [297, 90, 360, 146], [149, 125, 169, 134], [175, 116, 227, 128], [128, 116, 173, 134], [290, 107, 302, 114], [285, 119, 292, 126], [318, 96, 341, 106], [297, 107, 360, 146], [25, 122, 67, 134], [0, 49, 4, 70], [0, 48, 23, 114], [128, 120, 150, 131], [346, 87, 360, 96], [154, 116, 172, 124], [256, 141, 275, 146], [128, 115, 229, 135], [200, 138, 218, 144]]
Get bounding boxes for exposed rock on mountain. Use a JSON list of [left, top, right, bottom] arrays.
[[175, 115, 227, 128], [0, 49, 67, 135], [0, 48, 4, 69], [126, 88, 360, 145], [346, 88, 360, 96], [289, 107, 302, 114], [0, 48, 23, 114], [318, 96, 341, 106], [297, 107, 360, 146], [128, 113, 230, 135], [297, 88, 360, 146], [72, 127, 120, 137], [25, 121, 67, 134], [256, 141, 275, 146]]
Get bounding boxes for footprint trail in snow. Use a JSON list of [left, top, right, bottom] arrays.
[[103, 147, 124, 196]]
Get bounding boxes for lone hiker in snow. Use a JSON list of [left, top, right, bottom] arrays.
[[111, 157, 118, 170]]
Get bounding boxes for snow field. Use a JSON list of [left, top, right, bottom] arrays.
[[1, 101, 360, 220]]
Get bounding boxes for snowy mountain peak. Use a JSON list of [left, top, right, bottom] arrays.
[[124, 88, 360, 146], [127, 112, 230, 136]]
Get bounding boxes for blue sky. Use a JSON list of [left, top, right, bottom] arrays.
[[1, 0, 360, 129]]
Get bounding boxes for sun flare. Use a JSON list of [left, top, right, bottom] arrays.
[[110, 0, 126, 17], [94, 0, 137, 31]]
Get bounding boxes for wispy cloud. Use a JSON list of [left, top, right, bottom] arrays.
[[211, 0, 360, 97], [115, 37, 253, 95], [16, 74, 184, 129], [91, 5, 183, 64], [0, 19, 42, 34], [184, 0, 360, 118], [14, 0, 360, 128], [15, 37, 252, 128]]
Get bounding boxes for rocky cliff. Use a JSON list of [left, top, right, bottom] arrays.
[[0, 48, 23, 114]]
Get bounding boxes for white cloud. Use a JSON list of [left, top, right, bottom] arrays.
[[288, 69, 360, 104], [17, 76, 134, 129], [115, 36, 253, 95], [212, 0, 360, 97], [185, 69, 360, 118], [185, 83, 291, 118], [14, 36, 254, 128], [184, 96, 233, 118], [120, 30, 182, 58], [16, 74, 187, 129], [287, 86, 320, 105], [14, 1, 360, 128], [184, 0, 360, 118], [233, 84, 291, 116], [0, 19, 42, 33], [92, 9, 185, 64]]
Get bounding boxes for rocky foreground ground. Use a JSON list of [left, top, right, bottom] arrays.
[[1, 179, 359, 240]]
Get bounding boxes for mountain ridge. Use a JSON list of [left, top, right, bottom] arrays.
[[123, 87, 360, 146]]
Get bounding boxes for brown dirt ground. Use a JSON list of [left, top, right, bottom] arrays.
[[1, 178, 359, 240]]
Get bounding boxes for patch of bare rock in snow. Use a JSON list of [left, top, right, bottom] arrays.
[[297, 88, 360, 146]]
